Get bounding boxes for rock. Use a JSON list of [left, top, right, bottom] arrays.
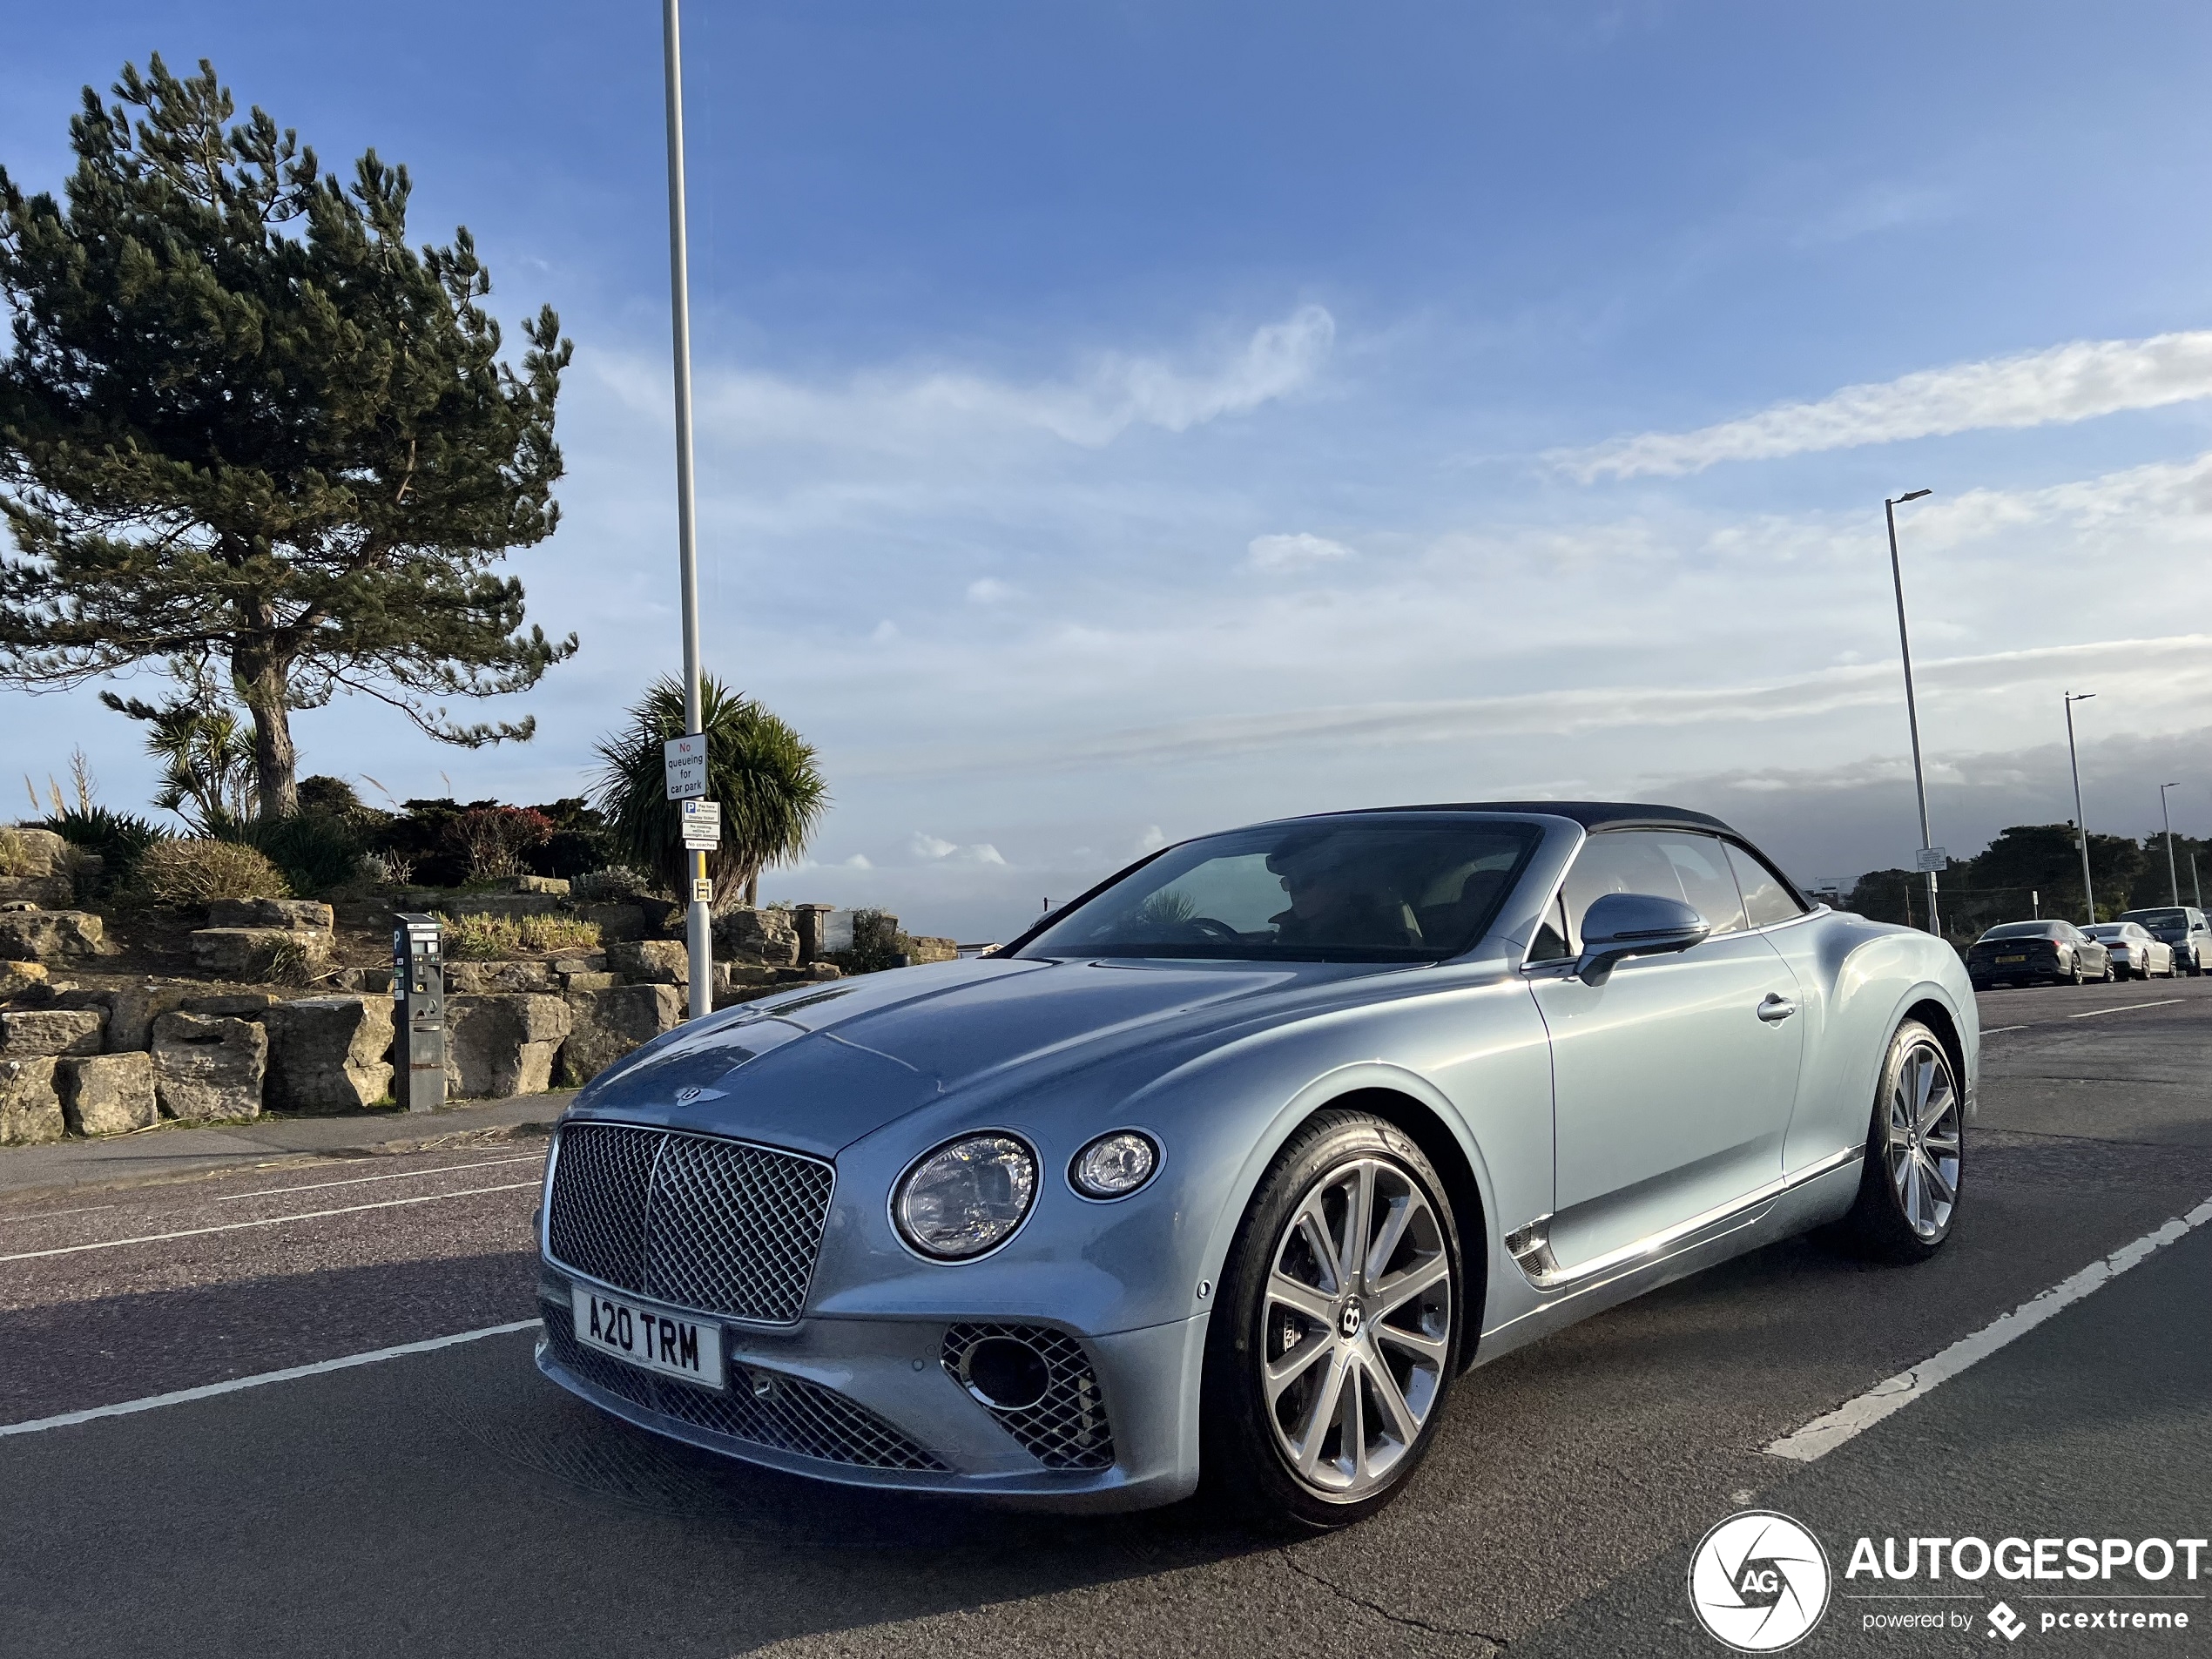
[[561, 971, 617, 993], [447, 994, 571, 1099], [0, 909, 110, 962], [907, 935, 961, 965], [0, 1057, 63, 1144], [180, 992, 280, 1017], [608, 940, 690, 985], [206, 897, 334, 932], [443, 960, 556, 995], [57, 1053, 157, 1136], [359, 968, 395, 995], [0, 1008, 106, 1057], [506, 874, 570, 895], [0, 875, 75, 907], [265, 996, 395, 1114], [713, 907, 800, 968], [559, 984, 684, 1087], [0, 827, 69, 875], [84, 983, 192, 1052], [550, 954, 608, 976], [0, 961, 50, 999], [715, 963, 780, 993], [189, 927, 333, 980], [151, 1013, 268, 1122]]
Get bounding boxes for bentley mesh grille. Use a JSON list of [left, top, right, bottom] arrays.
[[941, 1323, 1116, 1471], [545, 1122, 834, 1324], [542, 1302, 946, 1472]]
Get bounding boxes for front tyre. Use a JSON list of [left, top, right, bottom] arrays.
[[1836, 1020, 1963, 1263], [1200, 1110, 1462, 1531]]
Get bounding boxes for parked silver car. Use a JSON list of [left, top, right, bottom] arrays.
[[2118, 907, 2212, 976], [2083, 921, 2175, 981], [535, 802, 1976, 1528]]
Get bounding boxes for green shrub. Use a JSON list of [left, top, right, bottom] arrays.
[[826, 908, 914, 974], [436, 912, 521, 959], [517, 914, 601, 953], [136, 839, 290, 904], [234, 812, 363, 896], [39, 806, 168, 897]]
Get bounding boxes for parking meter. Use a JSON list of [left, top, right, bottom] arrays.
[[393, 913, 447, 1113]]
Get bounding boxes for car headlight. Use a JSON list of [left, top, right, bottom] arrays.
[[894, 1134, 1037, 1259], [1069, 1130, 1161, 1199]]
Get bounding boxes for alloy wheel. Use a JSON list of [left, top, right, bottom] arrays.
[[1885, 1041, 1961, 1240], [1259, 1157, 1452, 1501]]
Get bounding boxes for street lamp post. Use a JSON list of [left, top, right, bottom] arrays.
[[2064, 691, 2096, 923], [661, 0, 711, 1021], [1885, 489, 1940, 935], [2161, 781, 2182, 907]]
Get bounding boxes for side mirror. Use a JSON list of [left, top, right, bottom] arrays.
[[1575, 892, 1711, 986]]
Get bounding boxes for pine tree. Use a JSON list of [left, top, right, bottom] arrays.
[[0, 57, 577, 816]]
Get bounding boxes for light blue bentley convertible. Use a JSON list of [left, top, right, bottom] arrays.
[[536, 801, 1975, 1529]]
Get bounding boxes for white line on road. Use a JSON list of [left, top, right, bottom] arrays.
[[0, 1319, 543, 1438], [217, 1154, 543, 1202], [0, 1182, 541, 1264], [2067, 999, 2184, 1019], [1765, 1192, 2212, 1462]]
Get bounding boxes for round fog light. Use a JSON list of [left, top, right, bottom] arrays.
[[961, 1336, 1051, 1411], [1070, 1130, 1160, 1199]]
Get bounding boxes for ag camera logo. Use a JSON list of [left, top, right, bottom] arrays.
[[1688, 1512, 1832, 1652]]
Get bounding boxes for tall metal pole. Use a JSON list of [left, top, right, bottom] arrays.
[[2161, 782, 2182, 907], [663, 0, 711, 1020], [2064, 691, 2096, 923], [1885, 491, 1939, 935]]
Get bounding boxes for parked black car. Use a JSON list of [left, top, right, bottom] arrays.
[[2117, 906, 2212, 977], [1966, 921, 2113, 989]]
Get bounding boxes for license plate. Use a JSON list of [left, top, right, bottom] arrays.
[[1996, 954, 2027, 963], [570, 1285, 725, 1390]]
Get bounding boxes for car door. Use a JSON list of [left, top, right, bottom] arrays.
[[1525, 829, 1805, 1271]]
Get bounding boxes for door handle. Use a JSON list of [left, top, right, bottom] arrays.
[[1757, 993, 1797, 1022]]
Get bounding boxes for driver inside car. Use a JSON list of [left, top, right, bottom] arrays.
[[1266, 838, 1423, 948]]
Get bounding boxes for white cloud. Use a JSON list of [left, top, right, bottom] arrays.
[[967, 578, 1014, 604], [907, 831, 1004, 865], [1245, 532, 1355, 573], [869, 620, 900, 643], [840, 853, 873, 869], [1134, 825, 1169, 853], [965, 843, 1007, 865], [601, 304, 1335, 457], [1556, 330, 2212, 480], [908, 832, 959, 860]]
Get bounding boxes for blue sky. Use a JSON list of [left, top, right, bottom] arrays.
[[9, 4, 2212, 934]]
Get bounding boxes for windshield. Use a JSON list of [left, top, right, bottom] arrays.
[[1979, 922, 2060, 941], [2122, 909, 2189, 931], [1022, 819, 1543, 962]]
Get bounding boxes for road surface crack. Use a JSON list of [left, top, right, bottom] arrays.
[[1280, 1550, 1508, 1648]]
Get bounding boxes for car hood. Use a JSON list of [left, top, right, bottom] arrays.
[[569, 954, 1406, 1157]]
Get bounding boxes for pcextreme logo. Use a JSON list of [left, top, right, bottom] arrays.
[[1688, 1511, 1833, 1652]]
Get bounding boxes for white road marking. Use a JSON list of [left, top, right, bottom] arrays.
[[217, 1154, 543, 1202], [1765, 1193, 2212, 1462], [0, 1319, 543, 1438], [1981, 1025, 2028, 1035], [0, 1182, 541, 1264], [2067, 999, 2183, 1019], [0, 1202, 118, 1224]]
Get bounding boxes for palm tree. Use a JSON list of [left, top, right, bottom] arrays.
[[592, 677, 828, 908]]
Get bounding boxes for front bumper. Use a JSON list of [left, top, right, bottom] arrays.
[[534, 1265, 1208, 1513]]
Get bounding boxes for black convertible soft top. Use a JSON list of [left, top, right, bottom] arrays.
[[1345, 799, 1739, 836]]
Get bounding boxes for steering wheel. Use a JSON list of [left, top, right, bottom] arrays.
[[1187, 916, 1243, 943]]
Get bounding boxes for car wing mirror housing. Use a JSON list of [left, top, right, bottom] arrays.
[[1575, 893, 1711, 986]]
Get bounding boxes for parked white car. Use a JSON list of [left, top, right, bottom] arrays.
[[2083, 922, 2175, 981]]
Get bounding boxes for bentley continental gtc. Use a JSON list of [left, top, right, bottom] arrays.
[[536, 802, 1976, 1528]]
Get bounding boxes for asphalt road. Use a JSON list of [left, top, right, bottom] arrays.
[[3, 977, 2208, 1658]]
